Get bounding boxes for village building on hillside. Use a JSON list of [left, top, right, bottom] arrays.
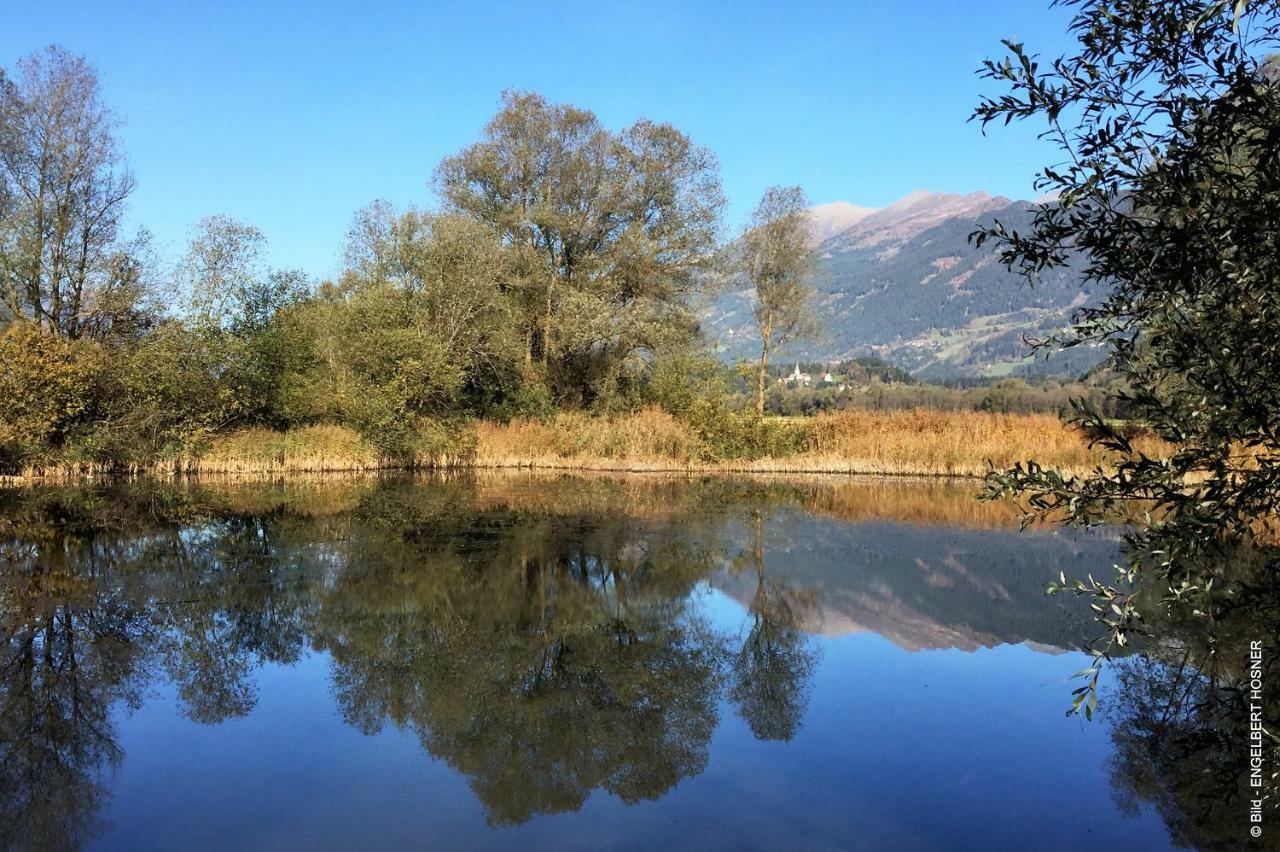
[[777, 363, 814, 387]]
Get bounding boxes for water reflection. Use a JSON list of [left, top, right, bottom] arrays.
[[0, 474, 1270, 849], [308, 488, 725, 825], [1103, 551, 1280, 851], [727, 510, 818, 743]]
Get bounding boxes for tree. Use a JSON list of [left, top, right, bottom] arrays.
[[173, 215, 309, 428], [436, 91, 724, 405], [0, 47, 143, 339], [0, 322, 105, 468], [179, 215, 270, 331], [974, 0, 1280, 709], [342, 198, 400, 287], [282, 205, 519, 450], [734, 186, 819, 418]]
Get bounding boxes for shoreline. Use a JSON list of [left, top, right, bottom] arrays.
[[0, 459, 990, 486], [2, 409, 1163, 487], [0, 456, 1046, 486]]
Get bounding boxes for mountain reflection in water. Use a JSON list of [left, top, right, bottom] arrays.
[[0, 474, 1269, 851]]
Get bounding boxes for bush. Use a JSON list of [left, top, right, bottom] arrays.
[[0, 323, 107, 465], [690, 409, 810, 461]]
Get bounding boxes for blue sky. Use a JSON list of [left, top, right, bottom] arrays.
[[2, 1, 1076, 279]]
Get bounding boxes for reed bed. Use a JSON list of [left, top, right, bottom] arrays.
[[474, 408, 1168, 478], [6, 409, 1169, 483], [177, 425, 387, 474], [9, 424, 468, 480], [472, 408, 705, 470], [799, 409, 1166, 478]]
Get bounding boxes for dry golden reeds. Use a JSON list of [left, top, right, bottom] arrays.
[[473, 407, 705, 471], [474, 408, 1168, 478], [7, 408, 1171, 483]]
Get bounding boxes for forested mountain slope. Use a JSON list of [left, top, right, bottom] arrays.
[[705, 191, 1107, 378]]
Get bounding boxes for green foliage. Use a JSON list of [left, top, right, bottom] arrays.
[[690, 411, 810, 462], [0, 323, 105, 469], [975, 0, 1280, 715], [636, 350, 809, 460], [641, 351, 735, 417], [279, 211, 522, 453], [435, 90, 724, 407]]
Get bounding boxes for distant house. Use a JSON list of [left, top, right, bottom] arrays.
[[785, 363, 813, 387]]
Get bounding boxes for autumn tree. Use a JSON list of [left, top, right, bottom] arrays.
[[734, 186, 819, 418], [0, 47, 146, 339], [435, 91, 724, 405], [283, 205, 518, 451]]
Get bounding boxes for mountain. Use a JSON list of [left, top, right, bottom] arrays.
[[805, 200, 877, 245], [711, 513, 1112, 653], [705, 190, 1108, 379]]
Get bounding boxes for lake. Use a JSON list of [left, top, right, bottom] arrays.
[[0, 473, 1249, 850]]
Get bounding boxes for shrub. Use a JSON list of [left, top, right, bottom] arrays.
[[0, 323, 106, 465]]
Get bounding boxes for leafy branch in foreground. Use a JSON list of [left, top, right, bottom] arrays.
[[974, 0, 1280, 715]]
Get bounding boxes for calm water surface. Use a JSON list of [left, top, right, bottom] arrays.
[[0, 474, 1226, 849]]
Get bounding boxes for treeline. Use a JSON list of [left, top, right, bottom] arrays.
[[1, 49, 780, 471], [0, 46, 1117, 475], [765, 376, 1131, 417]]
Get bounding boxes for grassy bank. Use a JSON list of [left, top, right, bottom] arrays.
[[473, 408, 1163, 478], [5, 409, 1165, 483]]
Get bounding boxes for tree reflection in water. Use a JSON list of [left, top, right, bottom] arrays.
[[0, 537, 149, 851], [728, 510, 818, 742], [308, 486, 727, 825], [0, 475, 1273, 848], [1103, 550, 1280, 851]]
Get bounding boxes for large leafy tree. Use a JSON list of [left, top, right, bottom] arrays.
[[285, 206, 518, 450], [436, 91, 724, 405], [975, 0, 1280, 706]]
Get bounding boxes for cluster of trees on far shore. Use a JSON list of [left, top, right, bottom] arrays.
[[2, 45, 1105, 473], [0, 47, 831, 470], [770, 376, 1131, 418]]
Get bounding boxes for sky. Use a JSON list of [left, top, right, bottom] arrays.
[[2, 0, 1078, 280]]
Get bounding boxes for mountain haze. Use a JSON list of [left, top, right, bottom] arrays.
[[706, 190, 1107, 378], [806, 201, 877, 245]]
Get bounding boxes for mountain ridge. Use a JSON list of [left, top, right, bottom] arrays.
[[706, 189, 1105, 379]]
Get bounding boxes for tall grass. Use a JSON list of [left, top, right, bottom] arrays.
[[11, 424, 472, 480], [475, 408, 1167, 477], [6, 408, 1168, 482], [474, 408, 706, 470], [180, 425, 386, 474], [800, 409, 1165, 478]]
